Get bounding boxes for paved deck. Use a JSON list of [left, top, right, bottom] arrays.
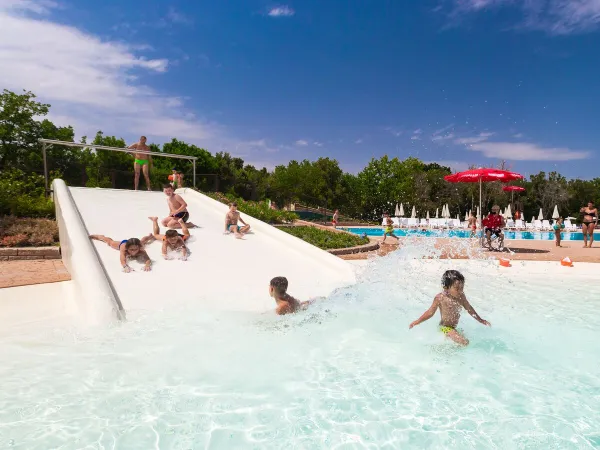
[[339, 236, 600, 263], [0, 260, 71, 289]]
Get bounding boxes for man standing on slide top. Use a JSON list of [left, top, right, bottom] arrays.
[[129, 135, 152, 191]]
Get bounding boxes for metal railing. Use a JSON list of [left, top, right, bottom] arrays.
[[39, 139, 198, 195]]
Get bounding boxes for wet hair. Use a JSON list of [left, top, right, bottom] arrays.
[[125, 238, 141, 251], [140, 136, 147, 139], [441, 270, 465, 289], [165, 229, 179, 239], [270, 276, 288, 296], [163, 183, 174, 189], [230, 202, 238, 207], [589, 201, 595, 205]]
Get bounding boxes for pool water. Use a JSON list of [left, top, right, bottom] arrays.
[[343, 227, 590, 241], [1, 243, 599, 449]]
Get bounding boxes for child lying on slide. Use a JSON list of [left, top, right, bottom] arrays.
[[89, 235, 153, 273], [149, 216, 190, 260]]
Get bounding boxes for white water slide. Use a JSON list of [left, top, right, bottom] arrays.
[[51, 180, 356, 325]]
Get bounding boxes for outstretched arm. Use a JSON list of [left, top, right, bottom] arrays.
[[140, 251, 152, 271], [460, 295, 490, 326], [119, 246, 131, 272], [162, 240, 169, 259], [409, 296, 440, 329]]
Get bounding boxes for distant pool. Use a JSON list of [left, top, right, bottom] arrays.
[[342, 227, 588, 241]]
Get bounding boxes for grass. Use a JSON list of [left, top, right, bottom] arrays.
[[278, 226, 369, 250], [0, 216, 59, 247]]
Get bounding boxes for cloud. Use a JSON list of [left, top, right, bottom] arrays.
[[313, 141, 323, 147], [410, 128, 423, 140], [454, 132, 494, 145], [384, 127, 403, 137], [355, 139, 363, 144], [469, 142, 590, 161], [166, 7, 192, 25], [513, 133, 524, 138], [267, 5, 295, 17], [431, 124, 455, 143], [454, 131, 590, 161], [431, 133, 455, 142], [445, 0, 600, 35], [0, 1, 280, 165], [295, 139, 309, 146]]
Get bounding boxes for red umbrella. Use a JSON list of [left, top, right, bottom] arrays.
[[502, 185, 526, 216], [444, 168, 524, 244]]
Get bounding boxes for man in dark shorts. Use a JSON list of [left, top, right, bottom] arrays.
[[482, 205, 505, 249], [161, 184, 195, 229]]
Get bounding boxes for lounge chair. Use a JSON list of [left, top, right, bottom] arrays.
[[515, 219, 524, 230], [506, 219, 516, 230], [541, 220, 551, 231], [407, 218, 418, 228]]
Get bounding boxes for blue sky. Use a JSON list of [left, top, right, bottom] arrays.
[[1, 0, 599, 178]]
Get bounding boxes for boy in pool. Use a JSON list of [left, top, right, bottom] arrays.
[[409, 270, 490, 346], [89, 235, 153, 273], [148, 216, 190, 260], [382, 213, 399, 244], [269, 276, 313, 315]]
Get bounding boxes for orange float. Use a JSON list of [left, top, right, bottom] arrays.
[[561, 257, 573, 267], [499, 258, 511, 267]]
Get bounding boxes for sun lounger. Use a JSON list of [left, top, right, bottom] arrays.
[[533, 220, 543, 230], [515, 219, 524, 230], [506, 219, 516, 230], [407, 218, 418, 227], [542, 220, 551, 231]]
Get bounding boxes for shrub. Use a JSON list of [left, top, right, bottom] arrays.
[[204, 191, 298, 224], [0, 168, 55, 218], [278, 226, 369, 250], [0, 216, 59, 247]]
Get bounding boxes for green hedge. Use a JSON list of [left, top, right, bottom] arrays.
[[0, 169, 55, 218], [278, 226, 369, 250], [205, 192, 298, 224]]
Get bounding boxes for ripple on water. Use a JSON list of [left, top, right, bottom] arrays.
[[1, 243, 599, 449]]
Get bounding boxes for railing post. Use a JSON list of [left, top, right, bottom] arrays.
[[193, 160, 196, 189], [42, 143, 49, 197]]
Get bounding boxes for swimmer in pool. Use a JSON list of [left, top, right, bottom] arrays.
[[148, 216, 190, 260], [269, 276, 314, 315], [89, 235, 153, 273], [409, 270, 490, 346]]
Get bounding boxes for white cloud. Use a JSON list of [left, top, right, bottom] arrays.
[[431, 133, 455, 142], [384, 127, 403, 137], [454, 131, 590, 161], [167, 7, 192, 25], [413, 128, 422, 134], [0, 1, 280, 165], [446, 0, 600, 35], [432, 123, 455, 136], [295, 140, 309, 146], [411, 129, 422, 140], [513, 133, 524, 138], [469, 142, 590, 161], [313, 141, 323, 147], [410, 135, 421, 140], [267, 5, 295, 17], [454, 132, 494, 145], [355, 139, 363, 144]]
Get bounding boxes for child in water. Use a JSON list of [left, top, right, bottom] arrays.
[[409, 270, 490, 346], [269, 276, 313, 315], [90, 235, 153, 273]]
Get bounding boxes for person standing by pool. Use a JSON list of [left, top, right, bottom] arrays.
[[128, 136, 152, 191], [382, 213, 399, 244], [409, 270, 491, 346], [580, 201, 597, 248], [553, 217, 565, 247], [468, 212, 477, 237], [332, 210, 339, 228]]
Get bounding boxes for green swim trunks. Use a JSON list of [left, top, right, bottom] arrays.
[[135, 159, 149, 166], [440, 326, 455, 334], [385, 227, 394, 234]]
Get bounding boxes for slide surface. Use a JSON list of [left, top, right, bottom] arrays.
[[67, 187, 356, 317]]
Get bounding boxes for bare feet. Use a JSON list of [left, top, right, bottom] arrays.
[[186, 222, 197, 228], [148, 216, 158, 221]]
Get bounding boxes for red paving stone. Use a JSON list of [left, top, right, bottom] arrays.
[[0, 260, 71, 289]]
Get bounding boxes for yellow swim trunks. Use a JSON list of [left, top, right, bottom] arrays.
[[385, 227, 394, 233], [439, 326, 455, 334]]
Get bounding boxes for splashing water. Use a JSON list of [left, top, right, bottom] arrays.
[[1, 242, 599, 449]]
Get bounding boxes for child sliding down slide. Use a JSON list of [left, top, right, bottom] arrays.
[[89, 234, 153, 273]]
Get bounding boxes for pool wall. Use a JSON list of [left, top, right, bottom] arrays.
[[52, 179, 124, 325]]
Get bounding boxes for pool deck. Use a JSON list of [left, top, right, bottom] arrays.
[[339, 236, 600, 263], [0, 260, 71, 289]]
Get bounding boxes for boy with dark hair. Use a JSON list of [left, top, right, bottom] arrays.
[[382, 213, 398, 244], [409, 270, 491, 346], [269, 276, 313, 315], [224, 202, 251, 238], [148, 216, 190, 260], [162, 183, 195, 229]]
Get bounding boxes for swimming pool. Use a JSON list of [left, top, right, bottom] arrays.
[[343, 227, 591, 241], [1, 245, 599, 448]]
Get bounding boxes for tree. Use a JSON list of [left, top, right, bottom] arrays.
[[0, 89, 49, 170]]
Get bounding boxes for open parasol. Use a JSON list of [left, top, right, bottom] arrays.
[[445, 168, 524, 244]]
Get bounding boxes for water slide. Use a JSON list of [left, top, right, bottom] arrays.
[[51, 180, 356, 325]]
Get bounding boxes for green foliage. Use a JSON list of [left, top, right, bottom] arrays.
[[205, 192, 298, 224], [278, 226, 369, 250], [0, 169, 55, 217], [2, 87, 600, 224]]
